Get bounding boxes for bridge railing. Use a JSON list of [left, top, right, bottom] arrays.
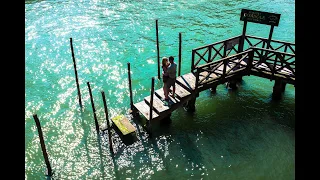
[[194, 49, 254, 90], [191, 35, 295, 73], [191, 35, 242, 73], [243, 35, 295, 55], [193, 46, 295, 90], [250, 47, 295, 80]]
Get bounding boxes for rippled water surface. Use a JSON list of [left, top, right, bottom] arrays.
[[25, 0, 295, 179]]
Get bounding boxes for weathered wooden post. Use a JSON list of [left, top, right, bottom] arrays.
[[272, 78, 286, 100], [191, 50, 195, 73], [127, 62, 134, 112], [149, 77, 155, 122], [145, 77, 155, 134], [208, 45, 212, 63], [178, 32, 182, 76], [209, 84, 217, 93], [246, 49, 254, 75], [266, 25, 275, 51], [238, 20, 247, 53], [264, 25, 275, 73], [33, 114, 53, 177], [101, 91, 114, 155], [70, 38, 83, 109], [184, 70, 197, 112], [156, 19, 160, 79], [87, 82, 99, 132]]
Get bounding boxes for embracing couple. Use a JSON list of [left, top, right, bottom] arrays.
[[161, 56, 177, 102]]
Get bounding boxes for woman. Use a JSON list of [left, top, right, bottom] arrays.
[[162, 57, 170, 101]]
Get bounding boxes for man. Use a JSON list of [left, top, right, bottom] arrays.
[[166, 56, 177, 98]]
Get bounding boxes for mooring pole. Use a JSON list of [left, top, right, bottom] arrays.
[[33, 114, 53, 177], [87, 82, 99, 132], [149, 77, 155, 121], [178, 32, 182, 76], [156, 19, 160, 79], [101, 91, 114, 155], [70, 38, 83, 109], [127, 62, 134, 111], [146, 77, 155, 135]]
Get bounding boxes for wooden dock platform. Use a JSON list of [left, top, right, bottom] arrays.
[[132, 47, 294, 123], [133, 72, 196, 121]]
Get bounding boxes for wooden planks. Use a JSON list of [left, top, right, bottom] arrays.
[[144, 94, 170, 114], [155, 88, 180, 104], [133, 101, 159, 121], [111, 114, 136, 135], [171, 83, 191, 99], [253, 61, 294, 77], [176, 73, 196, 92], [198, 71, 219, 85]]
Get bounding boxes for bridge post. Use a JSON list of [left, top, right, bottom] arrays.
[[238, 21, 247, 53], [272, 79, 286, 100], [227, 79, 238, 90], [209, 84, 217, 93], [191, 50, 195, 73], [184, 97, 196, 112], [184, 70, 198, 112]]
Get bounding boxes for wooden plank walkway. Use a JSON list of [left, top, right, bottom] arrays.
[[133, 73, 196, 121], [133, 57, 295, 122]]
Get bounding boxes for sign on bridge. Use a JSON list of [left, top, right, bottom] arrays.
[[240, 9, 281, 26]]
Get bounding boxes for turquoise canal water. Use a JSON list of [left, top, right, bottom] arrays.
[[25, 0, 295, 179]]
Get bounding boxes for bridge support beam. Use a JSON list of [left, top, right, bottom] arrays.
[[184, 96, 197, 112], [235, 76, 243, 83], [272, 79, 286, 100], [209, 84, 218, 93], [227, 79, 238, 90]]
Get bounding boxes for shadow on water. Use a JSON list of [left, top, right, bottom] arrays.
[[176, 133, 203, 166], [132, 114, 174, 173], [112, 123, 139, 146], [95, 131, 106, 179], [79, 110, 92, 164], [101, 129, 121, 180]]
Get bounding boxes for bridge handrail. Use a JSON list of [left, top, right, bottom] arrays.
[[250, 47, 295, 57], [243, 35, 295, 54], [250, 47, 295, 79], [245, 35, 295, 46], [192, 35, 241, 51], [191, 35, 295, 73], [196, 49, 252, 69], [194, 49, 253, 89], [193, 47, 295, 90]]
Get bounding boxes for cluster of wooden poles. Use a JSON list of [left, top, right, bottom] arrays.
[[32, 19, 184, 178]]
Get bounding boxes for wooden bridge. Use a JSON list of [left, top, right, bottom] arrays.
[[109, 9, 295, 135], [131, 34, 295, 125]]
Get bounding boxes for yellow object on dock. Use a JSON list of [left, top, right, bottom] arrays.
[[111, 114, 136, 135]]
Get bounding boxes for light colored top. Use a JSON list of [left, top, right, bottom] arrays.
[[162, 65, 169, 76], [167, 62, 177, 79]]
